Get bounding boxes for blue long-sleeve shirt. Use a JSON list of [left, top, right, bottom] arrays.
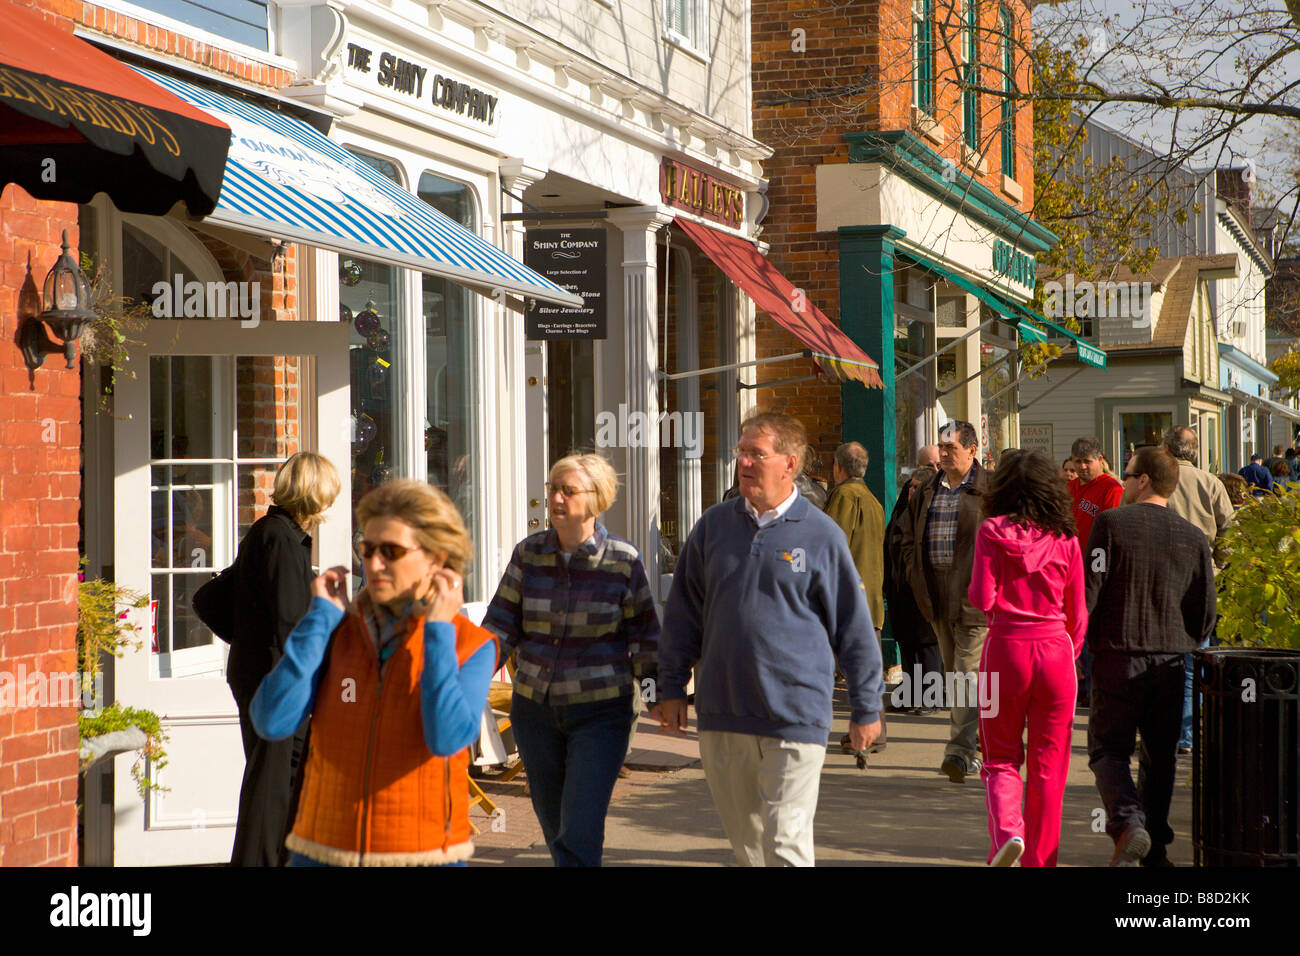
[[251, 597, 496, 757], [660, 495, 883, 744]]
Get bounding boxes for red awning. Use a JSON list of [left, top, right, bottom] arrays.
[[0, 1, 230, 215], [676, 217, 883, 389]]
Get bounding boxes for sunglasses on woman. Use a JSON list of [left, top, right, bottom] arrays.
[[356, 540, 424, 561]]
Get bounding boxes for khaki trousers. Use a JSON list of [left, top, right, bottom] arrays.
[[698, 730, 826, 867], [930, 619, 988, 763]]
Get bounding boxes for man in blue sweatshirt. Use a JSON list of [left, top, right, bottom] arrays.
[[658, 411, 883, 866]]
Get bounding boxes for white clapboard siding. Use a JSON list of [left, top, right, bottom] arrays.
[[1020, 360, 1178, 464], [481, 0, 751, 136]]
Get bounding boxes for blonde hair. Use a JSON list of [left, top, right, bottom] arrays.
[[272, 452, 341, 533], [355, 479, 472, 574], [549, 453, 619, 517]]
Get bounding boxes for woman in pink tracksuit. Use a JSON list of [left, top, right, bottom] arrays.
[[968, 449, 1087, 867]]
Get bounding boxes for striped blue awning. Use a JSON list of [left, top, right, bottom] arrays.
[[135, 67, 582, 308]]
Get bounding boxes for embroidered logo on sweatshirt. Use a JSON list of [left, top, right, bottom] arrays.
[[779, 548, 807, 572]]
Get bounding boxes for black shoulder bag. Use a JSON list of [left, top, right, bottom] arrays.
[[192, 562, 239, 643]]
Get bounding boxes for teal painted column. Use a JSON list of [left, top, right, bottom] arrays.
[[838, 224, 905, 511]]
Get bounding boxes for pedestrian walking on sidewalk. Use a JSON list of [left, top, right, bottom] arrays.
[[658, 410, 883, 866], [251, 479, 498, 866], [968, 450, 1087, 867], [1085, 447, 1216, 866], [227, 451, 340, 867], [484, 453, 661, 867], [899, 420, 989, 783], [826, 441, 888, 750], [885, 458, 943, 713]]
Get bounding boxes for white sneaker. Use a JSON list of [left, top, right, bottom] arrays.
[[990, 836, 1024, 867]]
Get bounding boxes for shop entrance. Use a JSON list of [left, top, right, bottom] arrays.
[[92, 319, 350, 866]]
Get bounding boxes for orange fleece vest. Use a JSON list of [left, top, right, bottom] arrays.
[[285, 611, 497, 866]]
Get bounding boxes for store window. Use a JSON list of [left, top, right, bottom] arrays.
[[1119, 410, 1172, 470], [894, 308, 932, 485], [418, 171, 484, 599], [343, 151, 404, 573], [980, 331, 1016, 469]]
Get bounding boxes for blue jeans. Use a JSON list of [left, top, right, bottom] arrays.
[[511, 691, 635, 867], [1180, 638, 1212, 748]]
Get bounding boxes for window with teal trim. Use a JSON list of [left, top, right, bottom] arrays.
[[914, 0, 935, 116], [1000, 6, 1015, 178], [963, 0, 979, 151]]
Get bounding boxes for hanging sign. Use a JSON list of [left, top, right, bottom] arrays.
[[659, 157, 745, 228], [525, 229, 607, 339]]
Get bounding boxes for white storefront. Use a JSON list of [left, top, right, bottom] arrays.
[[85, 0, 767, 864]]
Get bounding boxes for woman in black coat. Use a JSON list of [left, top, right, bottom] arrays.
[[227, 452, 341, 866]]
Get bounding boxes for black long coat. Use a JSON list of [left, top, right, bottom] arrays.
[[226, 505, 314, 867]]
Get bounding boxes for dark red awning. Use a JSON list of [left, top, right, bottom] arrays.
[[0, 1, 230, 215], [676, 217, 883, 389]]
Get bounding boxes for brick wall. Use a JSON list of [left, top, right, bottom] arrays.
[[751, 0, 1035, 469], [0, 0, 304, 866], [0, 183, 83, 867]]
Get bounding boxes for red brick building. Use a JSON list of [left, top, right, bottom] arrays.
[[751, 0, 1063, 507], [1, 0, 310, 865]]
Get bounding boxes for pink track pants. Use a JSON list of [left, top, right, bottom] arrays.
[[978, 628, 1077, 867]]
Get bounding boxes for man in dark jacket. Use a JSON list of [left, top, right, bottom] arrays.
[[899, 421, 989, 783], [1085, 445, 1216, 866], [885, 455, 942, 714]]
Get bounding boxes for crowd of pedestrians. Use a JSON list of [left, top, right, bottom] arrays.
[[206, 412, 1298, 868]]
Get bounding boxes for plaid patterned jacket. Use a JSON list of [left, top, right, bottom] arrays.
[[483, 524, 660, 705]]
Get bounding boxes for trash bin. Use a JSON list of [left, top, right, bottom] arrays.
[[1193, 647, 1300, 866]]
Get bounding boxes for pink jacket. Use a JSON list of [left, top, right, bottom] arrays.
[[968, 515, 1088, 656]]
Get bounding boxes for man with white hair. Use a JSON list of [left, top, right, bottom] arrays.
[[658, 411, 883, 866]]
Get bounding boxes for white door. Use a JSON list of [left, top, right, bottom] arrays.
[[107, 319, 350, 866]]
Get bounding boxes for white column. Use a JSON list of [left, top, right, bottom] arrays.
[[673, 245, 703, 541], [498, 158, 548, 571], [608, 205, 673, 591]]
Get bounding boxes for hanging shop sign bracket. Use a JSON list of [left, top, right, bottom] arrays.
[[502, 210, 611, 222], [659, 351, 812, 382], [738, 374, 819, 391]]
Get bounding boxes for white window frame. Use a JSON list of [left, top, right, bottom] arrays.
[[665, 0, 710, 60]]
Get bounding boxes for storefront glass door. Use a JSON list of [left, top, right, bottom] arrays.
[[106, 320, 349, 866]]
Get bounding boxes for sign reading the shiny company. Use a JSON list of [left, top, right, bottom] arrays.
[[525, 230, 606, 339], [346, 42, 498, 128], [659, 158, 745, 228]]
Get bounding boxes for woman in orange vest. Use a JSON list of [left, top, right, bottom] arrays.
[[251, 479, 497, 866]]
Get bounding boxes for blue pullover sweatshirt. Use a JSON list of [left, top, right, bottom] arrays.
[[659, 495, 883, 744]]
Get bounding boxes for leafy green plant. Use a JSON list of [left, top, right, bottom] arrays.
[[1215, 490, 1300, 649], [76, 561, 169, 797], [77, 254, 152, 412], [79, 704, 169, 800]]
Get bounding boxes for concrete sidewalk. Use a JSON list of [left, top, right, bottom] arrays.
[[471, 689, 1194, 866]]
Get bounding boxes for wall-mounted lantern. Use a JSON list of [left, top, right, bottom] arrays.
[[19, 230, 97, 371]]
